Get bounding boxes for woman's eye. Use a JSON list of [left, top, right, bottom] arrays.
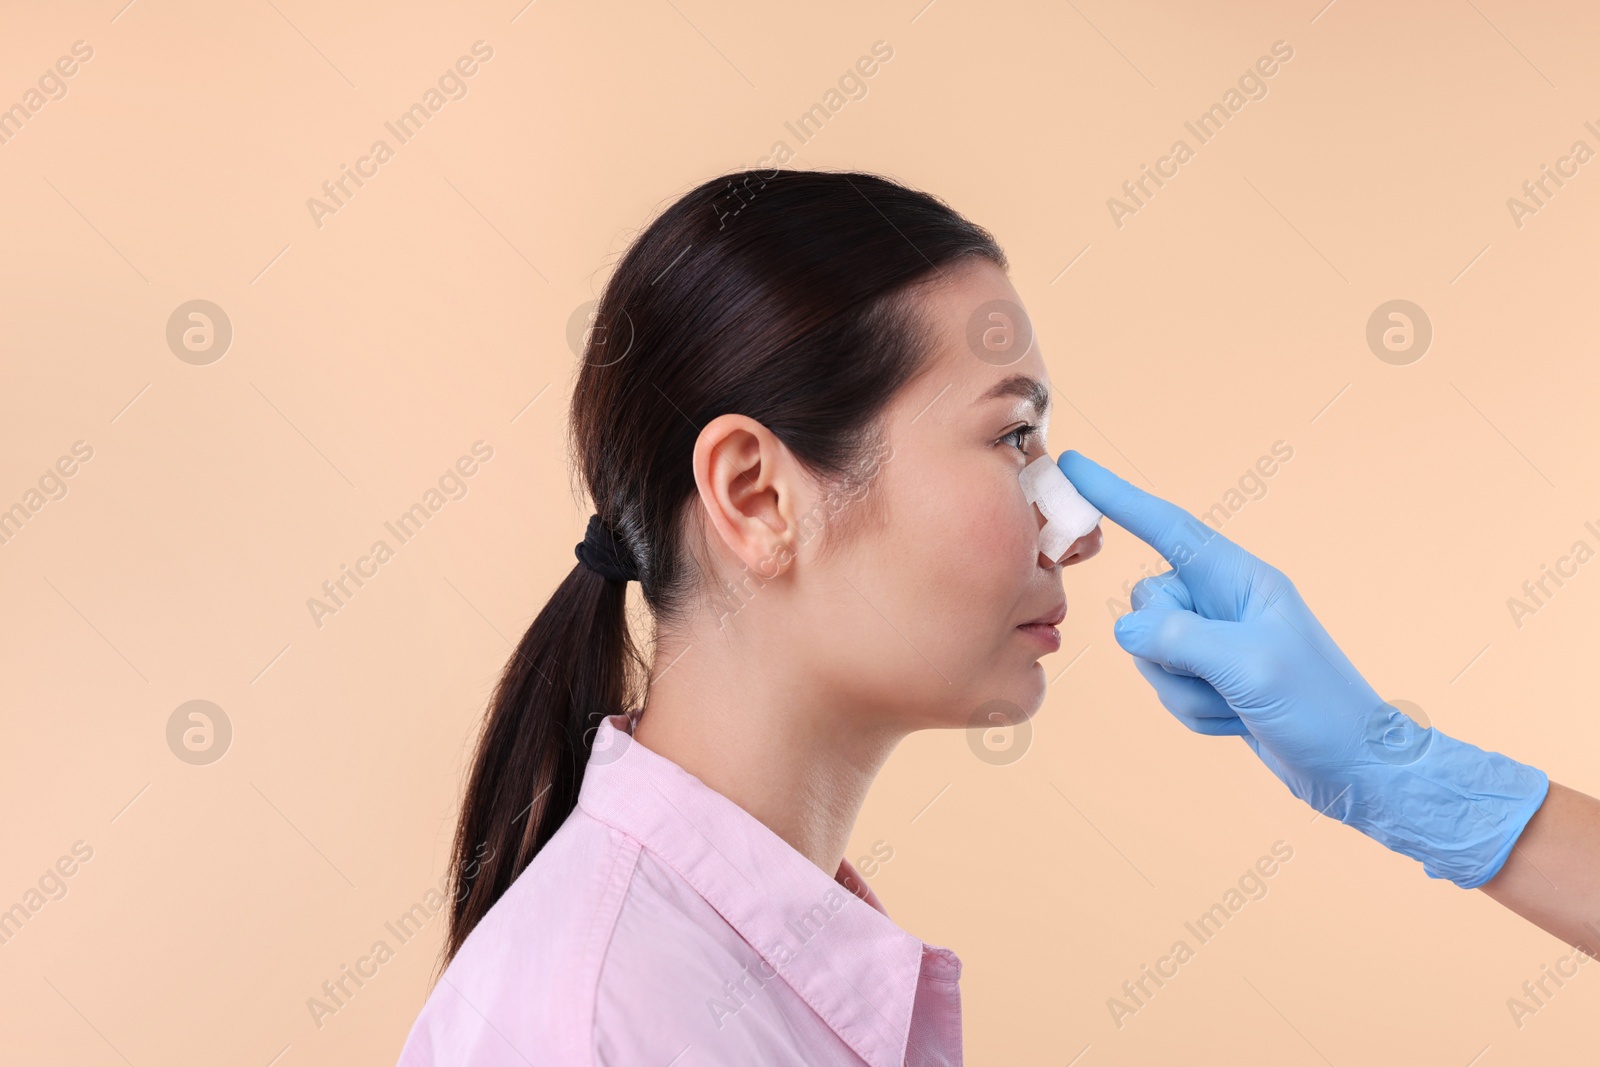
[[1000, 424, 1039, 455]]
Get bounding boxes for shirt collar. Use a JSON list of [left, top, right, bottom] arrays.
[[577, 712, 953, 1067]]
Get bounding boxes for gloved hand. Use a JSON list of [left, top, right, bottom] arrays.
[[1059, 450, 1549, 890]]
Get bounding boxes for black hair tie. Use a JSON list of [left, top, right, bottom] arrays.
[[574, 513, 639, 583]]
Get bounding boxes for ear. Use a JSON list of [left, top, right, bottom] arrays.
[[692, 414, 806, 579]]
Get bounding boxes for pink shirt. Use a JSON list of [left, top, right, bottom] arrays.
[[396, 712, 964, 1066]]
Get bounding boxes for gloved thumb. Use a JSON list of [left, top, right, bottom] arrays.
[[1113, 607, 1240, 681]]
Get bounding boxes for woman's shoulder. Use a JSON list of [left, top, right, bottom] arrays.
[[395, 807, 637, 1065], [394, 807, 765, 1066], [591, 847, 833, 1065]]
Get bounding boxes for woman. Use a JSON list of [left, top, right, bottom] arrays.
[[397, 169, 1600, 1065], [397, 169, 1091, 1066]]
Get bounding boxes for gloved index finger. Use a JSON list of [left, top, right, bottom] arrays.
[[1059, 449, 1257, 608]]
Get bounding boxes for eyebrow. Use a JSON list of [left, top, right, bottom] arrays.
[[975, 374, 1050, 418]]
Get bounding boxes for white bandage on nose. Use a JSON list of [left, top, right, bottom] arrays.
[[1021, 454, 1102, 561]]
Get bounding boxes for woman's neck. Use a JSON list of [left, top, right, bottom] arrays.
[[628, 633, 902, 876]]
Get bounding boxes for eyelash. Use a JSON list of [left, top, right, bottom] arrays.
[[999, 423, 1040, 455]]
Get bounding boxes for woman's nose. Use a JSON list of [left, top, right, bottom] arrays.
[[1040, 523, 1103, 568]]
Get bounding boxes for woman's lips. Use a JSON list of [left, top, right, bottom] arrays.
[[1017, 622, 1062, 651], [1021, 601, 1067, 627], [1017, 600, 1067, 651]]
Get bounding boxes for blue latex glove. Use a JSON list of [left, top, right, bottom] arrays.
[[1059, 450, 1549, 889]]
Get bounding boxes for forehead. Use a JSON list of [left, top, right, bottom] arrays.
[[908, 259, 1050, 412]]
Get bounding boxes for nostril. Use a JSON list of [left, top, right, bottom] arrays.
[[1057, 524, 1104, 566]]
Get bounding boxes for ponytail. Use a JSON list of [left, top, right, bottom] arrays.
[[441, 560, 641, 965]]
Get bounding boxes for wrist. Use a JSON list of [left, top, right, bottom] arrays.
[[1341, 728, 1549, 889]]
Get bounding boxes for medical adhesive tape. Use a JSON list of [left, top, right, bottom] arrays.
[[1020, 454, 1102, 560]]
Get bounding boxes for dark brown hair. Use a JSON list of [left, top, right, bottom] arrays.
[[442, 169, 1005, 964]]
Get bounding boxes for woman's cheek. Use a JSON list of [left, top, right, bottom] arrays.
[[899, 466, 1032, 578], [994, 475, 1039, 558], [969, 486, 1039, 576]]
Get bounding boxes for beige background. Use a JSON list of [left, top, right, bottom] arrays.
[[3, 0, 1597, 1063]]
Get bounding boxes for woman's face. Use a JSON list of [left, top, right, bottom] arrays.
[[779, 258, 1103, 736]]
